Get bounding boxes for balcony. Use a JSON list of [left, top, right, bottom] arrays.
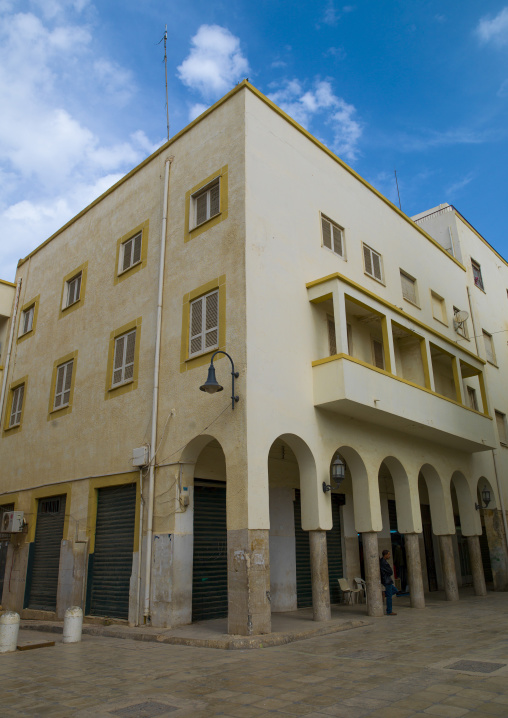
[[312, 354, 496, 452]]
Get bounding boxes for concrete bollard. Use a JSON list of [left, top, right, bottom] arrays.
[[0, 611, 20, 653], [63, 606, 83, 644]]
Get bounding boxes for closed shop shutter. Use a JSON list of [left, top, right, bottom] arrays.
[[192, 484, 228, 622], [0, 503, 14, 602], [27, 495, 66, 611], [89, 484, 136, 619], [479, 526, 493, 583], [327, 493, 344, 605]]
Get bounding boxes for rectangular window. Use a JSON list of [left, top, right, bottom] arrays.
[[9, 384, 24, 427], [194, 179, 220, 228], [472, 259, 484, 291], [121, 232, 142, 273], [65, 273, 82, 307], [53, 360, 74, 409], [20, 305, 34, 335], [112, 329, 136, 386], [466, 386, 478, 411], [431, 291, 447, 324], [400, 270, 417, 305], [189, 290, 219, 357], [321, 215, 344, 258], [483, 330, 496, 365], [453, 307, 468, 338], [372, 339, 385, 369], [363, 244, 383, 282], [495, 411, 508, 444], [327, 315, 337, 356]]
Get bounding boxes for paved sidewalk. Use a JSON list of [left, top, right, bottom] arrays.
[[2, 589, 508, 717]]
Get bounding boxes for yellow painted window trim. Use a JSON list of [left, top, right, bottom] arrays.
[[2, 375, 28, 436], [311, 353, 491, 418], [184, 166, 229, 243], [87, 474, 140, 553], [17, 294, 40, 344], [114, 220, 149, 285], [47, 350, 78, 420], [306, 271, 485, 365], [59, 262, 88, 319], [25, 484, 73, 543], [180, 275, 226, 373], [105, 317, 142, 400]]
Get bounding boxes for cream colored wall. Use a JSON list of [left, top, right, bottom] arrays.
[[244, 89, 489, 536]]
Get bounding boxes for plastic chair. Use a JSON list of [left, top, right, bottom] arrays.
[[338, 578, 362, 605], [354, 577, 367, 604]]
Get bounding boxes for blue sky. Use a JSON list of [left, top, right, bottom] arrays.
[[1, 0, 508, 281]]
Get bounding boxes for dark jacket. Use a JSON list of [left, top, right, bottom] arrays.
[[380, 557, 394, 586]]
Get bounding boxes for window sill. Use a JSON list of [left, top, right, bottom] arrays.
[[432, 316, 448, 328], [500, 442, 508, 449], [486, 360, 498, 368], [187, 345, 219, 362], [189, 212, 221, 234], [403, 297, 420, 310], [4, 423, 20, 431], [473, 284, 486, 294], [364, 272, 385, 286], [50, 404, 70, 415], [109, 378, 134, 391], [61, 299, 81, 313], [117, 260, 142, 278], [17, 329, 34, 342]]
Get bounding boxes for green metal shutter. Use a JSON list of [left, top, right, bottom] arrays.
[[294, 490, 312, 608], [89, 484, 136, 619], [192, 484, 228, 622], [28, 496, 66, 611], [0, 503, 14, 602], [327, 493, 344, 604], [480, 526, 493, 583]]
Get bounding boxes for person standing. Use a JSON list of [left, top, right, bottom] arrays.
[[380, 549, 398, 615]]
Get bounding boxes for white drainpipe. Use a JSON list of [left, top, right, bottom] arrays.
[[144, 156, 172, 619], [0, 279, 22, 420]]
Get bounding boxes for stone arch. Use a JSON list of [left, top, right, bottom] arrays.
[[450, 471, 481, 536], [179, 433, 223, 465], [380, 456, 421, 534], [419, 463, 454, 535], [336, 445, 382, 532]]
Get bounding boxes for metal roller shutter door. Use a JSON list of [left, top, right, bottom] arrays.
[[89, 484, 136, 619], [28, 496, 66, 611], [192, 484, 228, 622], [327, 494, 344, 604]]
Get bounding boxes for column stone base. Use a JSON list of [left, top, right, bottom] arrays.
[[405, 533, 425, 609], [467, 535, 487, 597], [439, 534, 459, 601], [309, 530, 331, 622], [362, 532, 384, 617], [227, 529, 271, 636]]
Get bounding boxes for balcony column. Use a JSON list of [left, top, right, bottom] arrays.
[[309, 530, 331, 621], [405, 533, 425, 608], [381, 316, 396, 374], [362, 532, 384, 616], [467, 535, 487, 596], [331, 287, 349, 355], [439, 534, 459, 601], [421, 338, 435, 391], [452, 357, 465, 405]]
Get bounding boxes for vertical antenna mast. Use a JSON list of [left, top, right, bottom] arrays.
[[164, 24, 169, 142], [394, 170, 402, 211]]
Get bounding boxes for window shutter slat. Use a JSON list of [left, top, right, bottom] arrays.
[[372, 253, 382, 280], [132, 233, 142, 264], [205, 292, 218, 330], [322, 218, 332, 250], [196, 193, 207, 225], [124, 331, 136, 380], [327, 317, 337, 356], [363, 245, 373, 275], [209, 183, 220, 217], [10, 385, 24, 426], [401, 273, 416, 303], [122, 239, 132, 272], [332, 226, 343, 256], [189, 298, 203, 355]]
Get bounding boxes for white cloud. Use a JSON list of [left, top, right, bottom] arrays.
[[446, 172, 475, 197], [177, 25, 249, 99], [498, 78, 508, 96], [189, 103, 209, 121], [269, 79, 362, 161], [476, 7, 508, 47]]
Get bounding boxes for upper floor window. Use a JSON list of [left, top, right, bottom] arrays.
[[483, 330, 496, 365], [400, 270, 418, 306], [193, 179, 220, 228], [189, 290, 219, 357], [54, 360, 74, 409], [321, 215, 344, 258], [121, 232, 142, 273], [431, 291, 447, 325], [496, 411, 508, 445], [20, 305, 34, 335], [65, 273, 82, 308], [9, 384, 24, 428], [363, 244, 383, 282], [472, 259, 484, 291], [112, 329, 137, 386]]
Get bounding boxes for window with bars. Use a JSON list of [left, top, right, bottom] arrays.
[[20, 305, 34, 335], [483, 330, 496, 365], [363, 244, 383, 282], [372, 339, 385, 369], [112, 329, 136, 386], [189, 290, 219, 357], [65, 273, 82, 307], [321, 215, 344, 258], [193, 179, 220, 228], [472, 259, 484, 291], [121, 232, 142, 273], [495, 411, 508, 445], [400, 270, 417, 305], [54, 360, 74, 409], [9, 384, 24, 427], [466, 386, 478, 411]]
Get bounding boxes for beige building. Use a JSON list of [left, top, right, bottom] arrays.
[[0, 81, 507, 633]]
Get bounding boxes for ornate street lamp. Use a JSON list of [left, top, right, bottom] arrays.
[[475, 486, 491, 511], [323, 455, 346, 493], [200, 350, 239, 410]]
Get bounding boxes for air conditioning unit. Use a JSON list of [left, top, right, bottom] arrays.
[[2, 511, 24, 533]]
